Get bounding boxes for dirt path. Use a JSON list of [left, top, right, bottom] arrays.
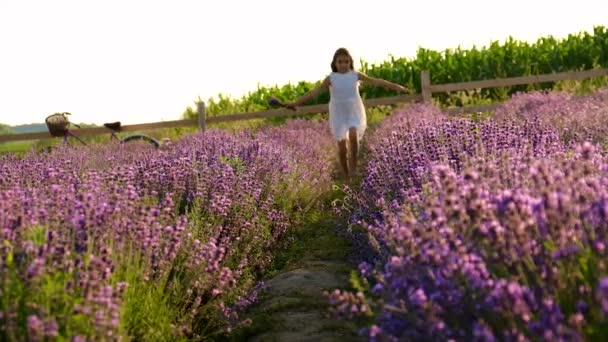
[[229, 193, 365, 342]]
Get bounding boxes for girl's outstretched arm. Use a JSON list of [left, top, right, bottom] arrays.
[[358, 72, 409, 93], [285, 76, 330, 109]]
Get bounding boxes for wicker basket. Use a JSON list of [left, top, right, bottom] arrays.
[[45, 112, 71, 137]]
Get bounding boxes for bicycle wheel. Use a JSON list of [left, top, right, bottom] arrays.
[[120, 134, 160, 148]]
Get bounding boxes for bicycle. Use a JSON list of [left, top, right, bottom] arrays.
[[43, 112, 160, 151]]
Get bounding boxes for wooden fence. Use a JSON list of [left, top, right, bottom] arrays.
[[1, 68, 607, 144]]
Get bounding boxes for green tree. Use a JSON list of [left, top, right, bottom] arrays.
[[0, 123, 14, 135], [183, 25, 608, 119]]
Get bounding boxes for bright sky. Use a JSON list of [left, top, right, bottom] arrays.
[[0, 0, 606, 126]]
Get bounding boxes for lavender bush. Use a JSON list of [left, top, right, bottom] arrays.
[[494, 87, 608, 146], [333, 101, 608, 341], [340, 104, 562, 263], [0, 119, 333, 341]]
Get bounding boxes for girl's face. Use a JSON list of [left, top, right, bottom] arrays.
[[335, 55, 352, 73]]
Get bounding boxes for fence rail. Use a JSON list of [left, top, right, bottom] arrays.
[[0, 119, 200, 143], [428, 68, 608, 93], [1, 68, 607, 144]]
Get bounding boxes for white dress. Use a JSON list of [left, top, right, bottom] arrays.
[[328, 71, 367, 141]]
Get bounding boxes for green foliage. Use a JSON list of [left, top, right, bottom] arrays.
[[0, 123, 14, 135], [0, 141, 36, 155], [113, 251, 182, 341], [218, 155, 246, 174], [0, 237, 97, 340], [183, 26, 608, 119]]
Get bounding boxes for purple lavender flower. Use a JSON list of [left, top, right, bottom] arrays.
[[597, 277, 608, 315], [330, 90, 608, 341], [1, 119, 335, 340]]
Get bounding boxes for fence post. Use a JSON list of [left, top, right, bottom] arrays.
[[421, 70, 431, 103], [197, 101, 206, 131]]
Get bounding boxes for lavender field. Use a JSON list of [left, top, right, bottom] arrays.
[[0, 120, 335, 341], [3, 87, 608, 342], [331, 88, 608, 341]]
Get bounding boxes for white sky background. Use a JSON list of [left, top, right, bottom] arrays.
[[0, 0, 606, 126]]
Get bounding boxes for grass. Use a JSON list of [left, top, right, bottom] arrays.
[[113, 251, 183, 342], [265, 209, 352, 278], [0, 141, 36, 154]]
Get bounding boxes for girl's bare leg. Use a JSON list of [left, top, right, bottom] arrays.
[[338, 139, 349, 177], [348, 127, 358, 177]]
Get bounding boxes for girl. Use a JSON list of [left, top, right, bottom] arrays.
[[285, 47, 409, 178]]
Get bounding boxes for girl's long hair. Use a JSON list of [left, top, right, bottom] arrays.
[[331, 48, 355, 72]]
